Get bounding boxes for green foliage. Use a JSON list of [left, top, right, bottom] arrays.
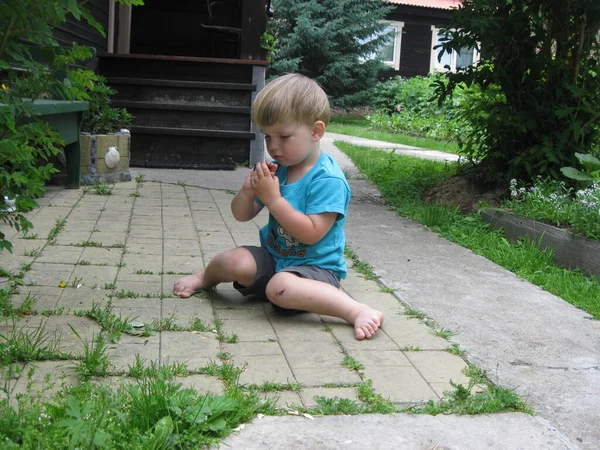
[[78, 74, 134, 134], [0, 376, 272, 449], [0, 0, 140, 254], [269, 0, 394, 108], [432, 0, 600, 181], [504, 177, 600, 241], [368, 74, 470, 141], [561, 152, 600, 182]]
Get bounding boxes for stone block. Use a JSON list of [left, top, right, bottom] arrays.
[[299, 387, 361, 407]]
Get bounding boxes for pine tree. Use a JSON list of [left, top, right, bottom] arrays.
[[269, 0, 395, 109]]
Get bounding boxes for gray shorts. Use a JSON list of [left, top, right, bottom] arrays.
[[233, 245, 340, 315]]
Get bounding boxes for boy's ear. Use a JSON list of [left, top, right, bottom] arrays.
[[311, 120, 326, 141]]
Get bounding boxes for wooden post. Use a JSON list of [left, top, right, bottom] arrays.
[[117, 4, 132, 54], [240, 0, 267, 61], [107, 0, 115, 53]]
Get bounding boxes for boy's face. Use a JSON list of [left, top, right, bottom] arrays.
[[261, 121, 323, 168]]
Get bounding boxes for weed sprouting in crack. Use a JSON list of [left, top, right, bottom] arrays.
[[69, 325, 111, 379]]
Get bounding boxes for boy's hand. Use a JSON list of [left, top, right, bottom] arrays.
[[241, 169, 254, 194], [265, 161, 278, 175], [252, 162, 281, 207]]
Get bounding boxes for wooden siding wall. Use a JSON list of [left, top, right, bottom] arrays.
[[385, 4, 453, 79], [130, 0, 213, 57], [53, 0, 109, 52]]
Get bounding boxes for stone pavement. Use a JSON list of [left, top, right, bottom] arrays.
[[1, 133, 591, 449], [2, 179, 468, 410]]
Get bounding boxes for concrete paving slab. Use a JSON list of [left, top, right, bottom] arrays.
[[160, 331, 220, 368], [175, 374, 224, 395], [220, 318, 278, 342], [43, 315, 103, 355], [404, 351, 471, 386], [300, 387, 361, 407], [262, 390, 303, 409], [11, 361, 78, 401], [112, 280, 162, 297], [110, 300, 161, 324], [291, 366, 362, 387], [362, 365, 439, 403], [212, 305, 267, 320], [237, 354, 296, 385], [107, 334, 160, 372], [52, 232, 92, 246], [280, 340, 345, 369], [382, 315, 450, 350], [122, 254, 164, 273], [70, 265, 119, 288], [222, 341, 282, 357], [219, 413, 575, 449], [35, 246, 83, 264], [58, 286, 109, 310], [347, 349, 413, 367], [12, 286, 63, 311], [161, 297, 214, 326]]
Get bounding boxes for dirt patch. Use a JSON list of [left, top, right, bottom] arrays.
[[423, 174, 508, 214]]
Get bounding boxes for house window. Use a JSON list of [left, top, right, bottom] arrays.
[[378, 21, 404, 70], [360, 21, 404, 71], [430, 26, 479, 72]]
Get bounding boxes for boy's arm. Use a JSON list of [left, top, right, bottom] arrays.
[[231, 170, 264, 222], [252, 162, 338, 244], [268, 200, 337, 245]]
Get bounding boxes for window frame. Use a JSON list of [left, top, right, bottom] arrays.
[[429, 26, 480, 73], [379, 20, 404, 71]]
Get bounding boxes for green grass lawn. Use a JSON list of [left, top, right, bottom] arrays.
[[328, 116, 462, 155], [337, 141, 600, 319]]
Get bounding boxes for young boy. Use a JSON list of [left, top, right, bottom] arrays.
[[173, 74, 383, 340]]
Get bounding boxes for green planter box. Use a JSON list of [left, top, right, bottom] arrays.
[[0, 99, 89, 189]]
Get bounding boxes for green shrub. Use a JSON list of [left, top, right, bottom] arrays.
[[77, 73, 134, 134], [0, 1, 139, 253], [367, 74, 469, 141]]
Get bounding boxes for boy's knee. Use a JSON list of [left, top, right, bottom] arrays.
[[265, 272, 295, 303]]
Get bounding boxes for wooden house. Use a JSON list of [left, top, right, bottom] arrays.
[[55, 0, 270, 170], [380, 0, 476, 78]]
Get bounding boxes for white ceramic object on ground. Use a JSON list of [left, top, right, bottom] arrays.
[[2, 196, 16, 212], [105, 146, 120, 169]]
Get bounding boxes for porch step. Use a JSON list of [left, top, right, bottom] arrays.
[[98, 54, 261, 169], [130, 125, 254, 139], [113, 100, 251, 131], [98, 54, 255, 83], [108, 77, 255, 107], [129, 127, 251, 170], [107, 77, 256, 91]]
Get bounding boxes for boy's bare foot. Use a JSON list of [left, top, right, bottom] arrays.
[[349, 306, 384, 340], [173, 273, 211, 298]]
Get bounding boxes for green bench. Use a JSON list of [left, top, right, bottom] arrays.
[[0, 100, 89, 189]]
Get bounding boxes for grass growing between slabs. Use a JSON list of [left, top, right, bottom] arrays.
[[328, 116, 461, 155], [337, 141, 600, 319]]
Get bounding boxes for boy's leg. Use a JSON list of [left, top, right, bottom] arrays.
[[173, 247, 257, 298], [265, 272, 384, 340]]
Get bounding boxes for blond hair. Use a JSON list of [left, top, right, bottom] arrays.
[[251, 73, 331, 128]]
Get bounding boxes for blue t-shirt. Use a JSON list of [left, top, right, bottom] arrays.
[[257, 151, 351, 279]]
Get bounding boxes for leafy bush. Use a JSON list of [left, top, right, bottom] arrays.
[[432, 0, 600, 181], [367, 74, 468, 141], [0, 0, 139, 254], [77, 73, 134, 134]]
